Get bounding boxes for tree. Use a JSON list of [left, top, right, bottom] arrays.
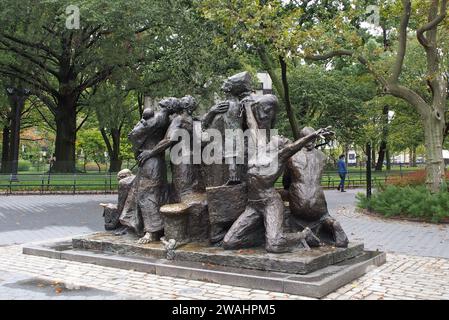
[[304, 0, 448, 192], [88, 81, 139, 172], [0, 84, 10, 173], [0, 0, 175, 172], [76, 128, 107, 172], [200, 0, 376, 139]]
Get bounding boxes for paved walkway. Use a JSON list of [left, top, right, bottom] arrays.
[[1, 244, 448, 300], [326, 189, 449, 259], [0, 192, 448, 300], [0, 194, 113, 245], [1, 191, 449, 258]]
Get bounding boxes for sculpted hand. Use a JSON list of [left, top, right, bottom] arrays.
[[137, 150, 152, 166], [240, 96, 255, 106], [210, 101, 229, 114], [316, 126, 334, 139]]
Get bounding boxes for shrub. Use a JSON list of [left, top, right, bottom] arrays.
[[386, 169, 449, 188], [18, 160, 32, 171], [356, 185, 449, 223]]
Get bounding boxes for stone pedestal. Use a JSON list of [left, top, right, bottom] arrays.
[[207, 183, 247, 243], [160, 203, 189, 242], [23, 232, 386, 298], [72, 232, 364, 274], [160, 193, 208, 244], [100, 204, 120, 231]]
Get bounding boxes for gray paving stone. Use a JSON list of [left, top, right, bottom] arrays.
[[0, 191, 449, 300]]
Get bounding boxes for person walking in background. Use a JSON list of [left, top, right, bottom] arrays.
[[337, 154, 347, 192]]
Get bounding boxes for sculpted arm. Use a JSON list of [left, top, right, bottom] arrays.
[[137, 117, 182, 166], [279, 127, 333, 164], [201, 102, 229, 129], [243, 100, 259, 145]]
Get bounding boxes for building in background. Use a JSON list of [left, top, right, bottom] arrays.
[[347, 150, 357, 166], [255, 72, 273, 95], [444, 150, 449, 165]]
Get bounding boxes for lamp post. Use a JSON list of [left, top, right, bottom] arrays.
[[366, 142, 372, 198], [6, 87, 30, 182]]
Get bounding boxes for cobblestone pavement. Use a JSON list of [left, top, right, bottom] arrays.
[[1, 192, 449, 300], [0, 244, 448, 300], [328, 253, 449, 300], [1, 192, 449, 258], [0, 244, 311, 300], [326, 189, 449, 259]]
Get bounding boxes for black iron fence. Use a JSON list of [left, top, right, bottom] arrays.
[[0, 168, 422, 195], [0, 172, 118, 195]]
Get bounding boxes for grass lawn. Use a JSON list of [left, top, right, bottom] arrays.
[[0, 173, 118, 192]]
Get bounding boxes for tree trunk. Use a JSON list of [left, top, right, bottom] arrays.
[[1, 125, 10, 173], [53, 97, 77, 173], [257, 47, 300, 139], [371, 145, 376, 168], [376, 105, 389, 171], [386, 148, 391, 170], [7, 90, 26, 177], [423, 114, 445, 192], [100, 128, 122, 173], [94, 160, 101, 173], [376, 141, 387, 171], [279, 56, 300, 139], [110, 128, 122, 172], [410, 146, 417, 167]]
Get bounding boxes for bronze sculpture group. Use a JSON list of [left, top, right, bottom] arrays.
[[102, 71, 349, 253]]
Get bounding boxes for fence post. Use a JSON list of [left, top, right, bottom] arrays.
[[73, 173, 76, 194], [47, 170, 51, 191], [366, 142, 372, 198]]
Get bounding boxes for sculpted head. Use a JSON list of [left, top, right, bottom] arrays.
[[159, 97, 182, 114], [221, 71, 252, 98], [180, 95, 198, 115], [142, 108, 154, 120], [117, 169, 132, 181], [300, 127, 316, 151], [252, 94, 278, 130]]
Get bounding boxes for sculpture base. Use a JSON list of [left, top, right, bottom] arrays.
[[23, 234, 385, 298], [72, 232, 363, 274]]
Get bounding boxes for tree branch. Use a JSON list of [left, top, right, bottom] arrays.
[[76, 67, 114, 93], [0, 62, 59, 98], [100, 127, 113, 155], [0, 38, 60, 78], [387, 84, 430, 117], [417, 0, 447, 48], [0, 32, 60, 60], [76, 114, 90, 132], [305, 50, 389, 88], [390, 0, 411, 82], [34, 106, 56, 131], [305, 49, 354, 61], [305, 49, 430, 117]]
